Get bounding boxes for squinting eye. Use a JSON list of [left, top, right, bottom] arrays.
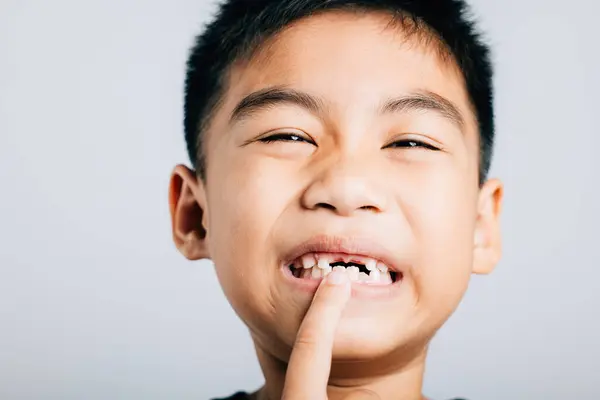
[[258, 133, 314, 144], [385, 139, 439, 151]]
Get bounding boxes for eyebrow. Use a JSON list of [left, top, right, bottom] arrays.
[[229, 86, 465, 129], [380, 90, 465, 129], [230, 87, 326, 124]]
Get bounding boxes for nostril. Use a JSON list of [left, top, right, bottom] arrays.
[[359, 205, 378, 211], [315, 202, 336, 211]]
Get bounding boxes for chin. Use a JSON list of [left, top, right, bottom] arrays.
[[329, 318, 409, 361]]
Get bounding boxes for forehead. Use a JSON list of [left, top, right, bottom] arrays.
[[220, 11, 477, 135]]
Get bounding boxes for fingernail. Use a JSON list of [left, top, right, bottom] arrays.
[[327, 269, 347, 285]]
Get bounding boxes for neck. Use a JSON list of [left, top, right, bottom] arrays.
[[252, 340, 429, 400]]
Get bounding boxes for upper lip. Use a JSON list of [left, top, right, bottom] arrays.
[[282, 234, 403, 273]]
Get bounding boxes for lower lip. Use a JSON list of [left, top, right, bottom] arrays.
[[280, 265, 403, 300]]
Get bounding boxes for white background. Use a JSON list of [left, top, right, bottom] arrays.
[[1, 0, 598, 399]]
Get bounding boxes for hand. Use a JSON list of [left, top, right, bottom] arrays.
[[281, 269, 351, 399]]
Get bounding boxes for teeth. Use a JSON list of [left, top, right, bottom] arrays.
[[370, 268, 381, 282], [381, 271, 393, 284], [317, 256, 330, 270], [376, 262, 388, 273], [292, 253, 396, 285], [347, 266, 359, 281], [365, 259, 377, 271], [302, 254, 316, 269], [311, 267, 322, 279], [358, 272, 370, 282]]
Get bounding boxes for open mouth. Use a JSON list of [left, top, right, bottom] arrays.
[[288, 253, 401, 285]]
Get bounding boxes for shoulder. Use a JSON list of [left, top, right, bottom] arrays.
[[211, 393, 467, 400], [211, 392, 252, 400]]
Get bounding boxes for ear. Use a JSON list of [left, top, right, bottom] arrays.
[[472, 178, 504, 275], [168, 165, 210, 260]]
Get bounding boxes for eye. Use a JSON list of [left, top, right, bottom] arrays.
[[258, 133, 315, 145], [384, 139, 439, 151]]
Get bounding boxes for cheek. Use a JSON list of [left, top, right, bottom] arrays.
[[403, 163, 478, 310], [204, 153, 297, 326], [207, 151, 285, 256]]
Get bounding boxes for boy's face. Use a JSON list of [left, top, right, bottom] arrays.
[[170, 12, 502, 368]]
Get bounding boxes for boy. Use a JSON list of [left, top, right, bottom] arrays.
[[168, 0, 503, 398]]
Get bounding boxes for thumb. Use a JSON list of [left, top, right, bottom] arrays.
[[282, 269, 351, 399]]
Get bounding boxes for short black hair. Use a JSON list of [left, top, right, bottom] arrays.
[[184, 0, 494, 183]]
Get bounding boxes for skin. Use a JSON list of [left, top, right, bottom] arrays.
[[169, 11, 503, 400]]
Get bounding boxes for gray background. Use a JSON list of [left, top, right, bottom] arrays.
[[0, 0, 598, 399]]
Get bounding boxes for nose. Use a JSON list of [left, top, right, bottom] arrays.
[[301, 156, 387, 216]]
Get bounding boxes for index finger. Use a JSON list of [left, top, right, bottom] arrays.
[[282, 269, 351, 399]]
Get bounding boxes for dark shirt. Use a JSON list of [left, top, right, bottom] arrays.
[[213, 392, 467, 400], [213, 393, 251, 400]]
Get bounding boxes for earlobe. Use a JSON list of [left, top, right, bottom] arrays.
[[472, 179, 504, 275], [168, 165, 211, 260]]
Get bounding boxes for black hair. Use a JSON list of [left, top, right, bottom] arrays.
[[184, 0, 494, 183]]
